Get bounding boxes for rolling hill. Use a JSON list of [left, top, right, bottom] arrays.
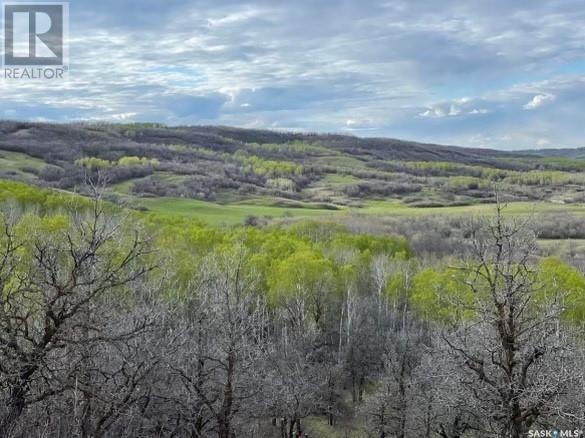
[[0, 121, 584, 225]]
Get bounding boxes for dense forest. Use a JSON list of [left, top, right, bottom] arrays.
[[0, 174, 585, 437], [0, 124, 585, 437]]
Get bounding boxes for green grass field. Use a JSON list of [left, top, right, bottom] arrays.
[[0, 151, 46, 169], [321, 173, 360, 184], [0, 151, 45, 182], [133, 195, 585, 226], [3, 154, 585, 226], [138, 197, 339, 225], [360, 200, 585, 217]]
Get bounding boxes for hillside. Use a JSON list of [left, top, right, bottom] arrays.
[[1, 122, 585, 438], [0, 120, 531, 162], [0, 121, 584, 224]]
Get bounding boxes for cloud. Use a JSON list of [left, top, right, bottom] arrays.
[[469, 109, 489, 115], [397, 76, 584, 149], [419, 98, 491, 118], [0, 0, 583, 149], [111, 112, 138, 121], [225, 85, 345, 112], [344, 118, 375, 131], [420, 107, 447, 118], [207, 7, 268, 27], [523, 93, 556, 110], [161, 93, 229, 118]]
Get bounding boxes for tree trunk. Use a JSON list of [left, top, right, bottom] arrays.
[[218, 349, 235, 438], [358, 374, 365, 402], [288, 417, 295, 438], [350, 369, 357, 404], [0, 384, 26, 438], [397, 356, 407, 438]]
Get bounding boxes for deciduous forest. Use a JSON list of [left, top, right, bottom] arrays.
[[1, 129, 585, 436]]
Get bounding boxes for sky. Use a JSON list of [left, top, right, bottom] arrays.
[[1, 0, 584, 150]]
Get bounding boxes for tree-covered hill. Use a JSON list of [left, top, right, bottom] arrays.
[[0, 121, 585, 219], [0, 120, 531, 165]]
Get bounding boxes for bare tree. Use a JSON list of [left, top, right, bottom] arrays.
[[167, 247, 269, 438], [442, 201, 583, 437], [361, 310, 427, 438], [0, 199, 153, 437], [262, 323, 339, 438]]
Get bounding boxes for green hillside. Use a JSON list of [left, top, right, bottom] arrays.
[[1, 121, 585, 226]]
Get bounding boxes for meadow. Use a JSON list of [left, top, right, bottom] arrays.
[[136, 195, 585, 225]]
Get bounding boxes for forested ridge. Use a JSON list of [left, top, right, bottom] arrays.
[[1, 177, 585, 437], [2, 121, 585, 212]]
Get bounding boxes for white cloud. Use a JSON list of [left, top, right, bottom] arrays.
[[523, 93, 556, 110], [469, 108, 489, 115], [420, 107, 447, 118], [419, 102, 482, 118], [111, 112, 138, 121], [207, 7, 267, 27], [345, 118, 375, 130], [448, 105, 461, 116]]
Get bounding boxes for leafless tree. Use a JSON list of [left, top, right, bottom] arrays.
[[361, 310, 427, 438], [441, 201, 584, 437], [166, 247, 269, 438], [0, 198, 154, 437]]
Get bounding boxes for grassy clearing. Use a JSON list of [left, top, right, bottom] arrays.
[[135, 196, 585, 225], [305, 416, 367, 438], [232, 195, 339, 210], [111, 178, 141, 194], [137, 197, 338, 225], [0, 151, 46, 181], [321, 173, 360, 184], [359, 200, 585, 217], [110, 172, 192, 195], [0, 151, 46, 170]]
